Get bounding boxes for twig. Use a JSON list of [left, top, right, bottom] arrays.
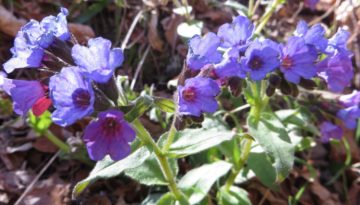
[[309, 0, 340, 25], [14, 151, 60, 205], [130, 45, 151, 90], [121, 10, 144, 50]]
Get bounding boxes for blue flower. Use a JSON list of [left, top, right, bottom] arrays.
[[71, 37, 124, 83], [3, 8, 70, 73], [337, 106, 360, 129], [280, 37, 318, 84], [2, 78, 47, 116], [217, 15, 254, 58], [178, 77, 220, 116], [214, 57, 245, 79], [241, 39, 280, 81], [317, 53, 353, 93], [326, 28, 352, 57], [319, 121, 343, 143], [83, 109, 136, 161], [294, 20, 328, 52], [339, 90, 360, 107], [49, 67, 95, 126], [186, 32, 223, 70]]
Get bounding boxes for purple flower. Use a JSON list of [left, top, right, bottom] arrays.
[[71, 37, 124, 83], [280, 37, 318, 84], [319, 121, 343, 143], [83, 109, 136, 161], [294, 20, 328, 52], [1, 78, 47, 115], [49, 67, 95, 126], [339, 90, 360, 107], [317, 53, 353, 93], [178, 77, 220, 116], [214, 57, 245, 79], [241, 39, 280, 81], [337, 106, 360, 129], [217, 16, 254, 58], [3, 8, 69, 73], [304, 0, 319, 10], [326, 29, 352, 57], [186, 32, 223, 71]]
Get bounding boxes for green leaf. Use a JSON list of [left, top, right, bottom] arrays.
[[178, 161, 232, 204], [217, 186, 251, 205], [28, 111, 52, 134], [125, 152, 178, 186], [140, 193, 163, 205], [154, 97, 176, 113], [247, 152, 277, 189], [248, 113, 295, 182], [156, 192, 176, 205], [73, 147, 150, 197], [167, 119, 235, 158], [125, 95, 154, 122], [275, 109, 319, 135]]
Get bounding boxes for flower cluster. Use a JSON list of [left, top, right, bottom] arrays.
[[178, 15, 353, 117], [1, 8, 135, 161]]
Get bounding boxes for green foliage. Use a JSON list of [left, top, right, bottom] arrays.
[[125, 95, 154, 122], [178, 161, 232, 204], [217, 186, 251, 205], [74, 0, 111, 23], [72, 147, 151, 197], [125, 153, 178, 186], [28, 111, 52, 134], [248, 112, 295, 183], [247, 152, 277, 189], [166, 119, 235, 158], [154, 97, 176, 113]]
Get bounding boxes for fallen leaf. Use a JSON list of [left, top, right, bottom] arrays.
[[148, 9, 164, 51], [0, 5, 26, 37]]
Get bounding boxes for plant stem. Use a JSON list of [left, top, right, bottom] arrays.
[[44, 130, 70, 153], [162, 116, 178, 153], [248, 0, 254, 17], [254, 0, 282, 35], [224, 135, 253, 191], [132, 119, 189, 205]]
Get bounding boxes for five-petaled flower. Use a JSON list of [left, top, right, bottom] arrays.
[[178, 77, 220, 116], [49, 67, 95, 126], [83, 109, 136, 161], [280, 36, 318, 84], [72, 37, 124, 83]]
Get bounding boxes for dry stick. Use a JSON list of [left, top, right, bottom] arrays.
[[130, 45, 151, 90], [309, 0, 340, 25], [121, 10, 144, 50], [14, 151, 60, 205]]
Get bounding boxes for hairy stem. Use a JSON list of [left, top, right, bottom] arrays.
[[224, 135, 253, 191], [132, 119, 189, 204], [44, 130, 70, 153]]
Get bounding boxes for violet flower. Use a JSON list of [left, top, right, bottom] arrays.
[[2, 78, 49, 116], [186, 32, 223, 71], [326, 29, 352, 57], [317, 53, 353, 93], [337, 106, 360, 129], [214, 57, 245, 79], [319, 121, 343, 143], [71, 37, 124, 83], [280, 37, 318, 84], [49, 67, 95, 126], [217, 15, 254, 58], [294, 20, 328, 52], [83, 109, 136, 161], [3, 8, 69, 73], [339, 90, 360, 107], [178, 77, 220, 116], [241, 39, 280, 81]]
